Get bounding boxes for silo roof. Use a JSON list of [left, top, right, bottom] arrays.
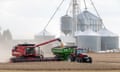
[[78, 10, 100, 21], [98, 27, 118, 37]]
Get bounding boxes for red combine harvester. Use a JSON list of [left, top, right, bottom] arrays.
[[10, 38, 63, 62]]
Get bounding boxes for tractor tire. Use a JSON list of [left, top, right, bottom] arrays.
[[87, 57, 92, 63], [89, 57, 92, 63], [76, 58, 83, 63]]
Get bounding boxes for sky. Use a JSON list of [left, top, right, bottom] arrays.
[[0, 0, 120, 39]]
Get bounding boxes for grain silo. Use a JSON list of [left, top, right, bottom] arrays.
[[98, 27, 119, 51], [75, 29, 101, 52], [77, 10, 103, 32], [61, 15, 72, 35]]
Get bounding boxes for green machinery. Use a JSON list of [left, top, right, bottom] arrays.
[[52, 46, 92, 63], [52, 46, 75, 60]]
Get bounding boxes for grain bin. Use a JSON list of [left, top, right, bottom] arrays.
[[98, 28, 119, 50], [61, 15, 72, 35], [75, 29, 101, 52], [77, 10, 103, 32]]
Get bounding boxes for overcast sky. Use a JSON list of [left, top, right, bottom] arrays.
[[0, 0, 120, 39]]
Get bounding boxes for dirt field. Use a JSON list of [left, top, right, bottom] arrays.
[[0, 53, 120, 71]]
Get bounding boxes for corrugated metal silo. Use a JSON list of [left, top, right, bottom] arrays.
[[61, 15, 72, 35], [77, 10, 103, 32], [98, 28, 119, 50], [75, 29, 101, 52]]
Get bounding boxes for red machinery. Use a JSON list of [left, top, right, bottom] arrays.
[[10, 38, 63, 62]]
